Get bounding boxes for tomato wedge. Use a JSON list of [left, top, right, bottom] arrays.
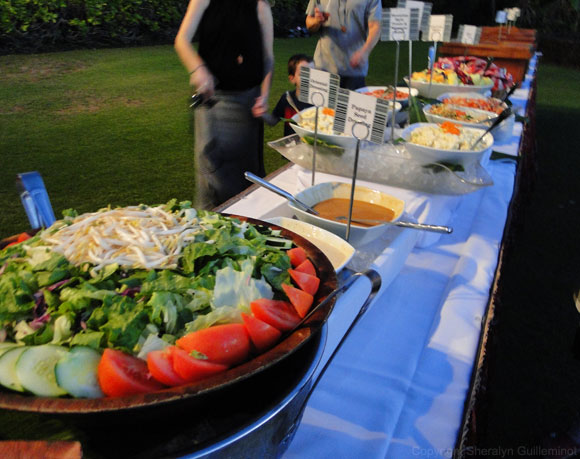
[[98, 348, 164, 397], [288, 269, 320, 296], [147, 348, 187, 387], [250, 298, 301, 332], [295, 259, 316, 276], [16, 232, 31, 243], [287, 247, 307, 267], [171, 346, 229, 382], [176, 323, 251, 366], [282, 283, 314, 318], [241, 312, 282, 353]]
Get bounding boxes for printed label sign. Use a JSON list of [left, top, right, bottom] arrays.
[[457, 25, 481, 45], [381, 7, 420, 41], [506, 8, 518, 21], [398, 0, 432, 36], [298, 67, 340, 109], [333, 89, 389, 144], [426, 14, 453, 42], [495, 10, 507, 24]]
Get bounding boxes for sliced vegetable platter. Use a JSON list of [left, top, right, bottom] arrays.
[[0, 200, 337, 414]]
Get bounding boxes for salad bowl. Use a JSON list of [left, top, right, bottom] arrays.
[[0, 214, 338, 419], [401, 122, 494, 167], [288, 182, 406, 247], [404, 77, 492, 99], [355, 86, 418, 107]]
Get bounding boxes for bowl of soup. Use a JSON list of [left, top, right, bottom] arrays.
[[288, 182, 405, 247]]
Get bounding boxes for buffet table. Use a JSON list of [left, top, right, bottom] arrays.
[[0, 54, 538, 459], [206, 53, 539, 459]]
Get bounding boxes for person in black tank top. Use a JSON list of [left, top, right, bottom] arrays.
[[175, 0, 274, 209]]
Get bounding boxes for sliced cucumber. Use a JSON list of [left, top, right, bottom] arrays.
[[15, 345, 69, 397], [0, 346, 28, 392], [0, 342, 20, 357], [55, 346, 104, 398]]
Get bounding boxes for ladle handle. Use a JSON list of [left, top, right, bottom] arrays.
[[395, 220, 452, 234], [470, 107, 512, 150], [244, 172, 318, 215]]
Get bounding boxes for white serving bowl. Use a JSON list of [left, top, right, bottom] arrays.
[[423, 104, 496, 130], [288, 182, 405, 247], [355, 86, 419, 107], [404, 77, 493, 99], [435, 92, 514, 143], [265, 217, 355, 273], [290, 103, 401, 148], [401, 122, 494, 167], [289, 121, 357, 149]]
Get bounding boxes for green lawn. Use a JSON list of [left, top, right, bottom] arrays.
[[0, 38, 434, 239], [1, 38, 579, 241]]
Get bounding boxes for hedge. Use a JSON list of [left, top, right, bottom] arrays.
[[0, 0, 310, 54]]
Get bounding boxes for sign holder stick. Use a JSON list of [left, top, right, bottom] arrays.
[[427, 40, 438, 98], [391, 39, 400, 143], [312, 105, 320, 186], [408, 39, 413, 93], [345, 122, 369, 242]]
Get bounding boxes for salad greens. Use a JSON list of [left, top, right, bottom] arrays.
[[0, 202, 293, 355]]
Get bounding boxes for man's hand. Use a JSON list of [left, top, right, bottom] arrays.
[[306, 7, 329, 33], [350, 48, 368, 68], [314, 7, 330, 23]]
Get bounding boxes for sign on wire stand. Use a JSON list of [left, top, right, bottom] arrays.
[[381, 7, 420, 41], [425, 14, 453, 42], [298, 67, 340, 108], [457, 25, 481, 45], [333, 89, 389, 144], [397, 0, 432, 38], [297, 66, 341, 185]]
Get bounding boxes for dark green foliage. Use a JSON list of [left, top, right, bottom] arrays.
[[0, 0, 313, 53], [0, 0, 189, 53]]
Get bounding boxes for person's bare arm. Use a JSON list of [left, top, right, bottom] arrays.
[[350, 19, 380, 68], [252, 0, 274, 118], [174, 0, 215, 98]]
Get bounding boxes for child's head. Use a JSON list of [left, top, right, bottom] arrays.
[[288, 54, 313, 87]]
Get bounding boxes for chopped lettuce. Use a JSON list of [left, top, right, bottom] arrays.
[[0, 205, 295, 355]]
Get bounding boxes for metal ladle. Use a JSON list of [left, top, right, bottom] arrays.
[[469, 106, 513, 150], [244, 172, 319, 215], [335, 216, 452, 234]]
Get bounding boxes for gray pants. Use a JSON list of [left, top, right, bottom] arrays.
[[194, 86, 265, 209]]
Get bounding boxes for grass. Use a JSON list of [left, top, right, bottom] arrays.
[[0, 37, 431, 239]]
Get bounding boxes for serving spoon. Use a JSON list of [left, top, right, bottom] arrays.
[[335, 216, 452, 234], [500, 82, 520, 103], [469, 106, 513, 150], [244, 172, 319, 215]]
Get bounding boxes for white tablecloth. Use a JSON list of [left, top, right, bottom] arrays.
[[218, 55, 535, 458]]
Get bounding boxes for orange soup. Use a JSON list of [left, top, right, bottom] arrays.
[[313, 198, 395, 227]]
